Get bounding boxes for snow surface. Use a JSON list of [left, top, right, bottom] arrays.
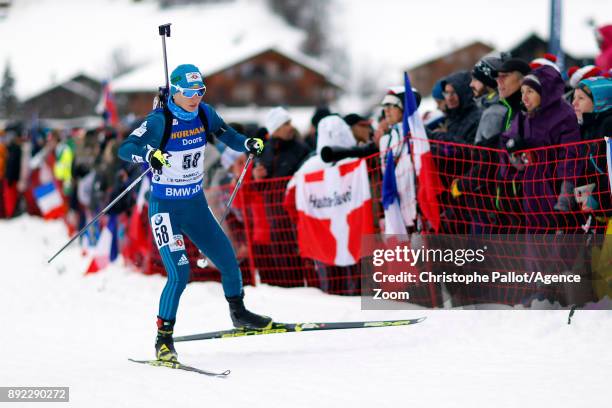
[[1, 215, 611, 407]]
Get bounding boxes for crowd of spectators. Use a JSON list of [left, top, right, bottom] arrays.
[[1, 28, 612, 287]]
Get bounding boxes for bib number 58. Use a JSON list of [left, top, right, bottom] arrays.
[[183, 152, 202, 170], [154, 225, 169, 246]]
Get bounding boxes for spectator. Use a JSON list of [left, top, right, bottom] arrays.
[[253, 106, 311, 287], [378, 86, 420, 232], [253, 107, 310, 181], [433, 71, 481, 145], [572, 77, 612, 213], [529, 53, 560, 72], [343, 113, 373, 144], [495, 58, 531, 131], [3, 130, 25, 217], [305, 106, 331, 151], [450, 56, 505, 233], [595, 24, 612, 71], [567, 65, 606, 89], [470, 56, 506, 146], [431, 79, 447, 114], [502, 65, 582, 231]]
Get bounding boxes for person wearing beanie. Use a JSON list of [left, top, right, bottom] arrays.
[[567, 65, 605, 89], [451, 57, 507, 231], [252, 105, 310, 289], [118, 63, 271, 362], [431, 79, 447, 113], [254, 106, 310, 181], [572, 77, 612, 212], [378, 85, 422, 232], [501, 65, 582, 230]]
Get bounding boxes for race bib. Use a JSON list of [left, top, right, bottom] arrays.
[[150, 213, 175, 249]]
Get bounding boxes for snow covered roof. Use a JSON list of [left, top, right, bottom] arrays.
[[112, 44, 344, 94]]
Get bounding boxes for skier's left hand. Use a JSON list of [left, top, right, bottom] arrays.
[[245, 138, 264, 156]]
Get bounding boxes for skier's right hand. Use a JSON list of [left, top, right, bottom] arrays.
[[146, 148, 171, 171]]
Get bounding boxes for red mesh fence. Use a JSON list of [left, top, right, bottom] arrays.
[[131, 137, 612, 306]]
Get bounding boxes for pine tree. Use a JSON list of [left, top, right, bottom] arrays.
[[0, 61, 19, 119]]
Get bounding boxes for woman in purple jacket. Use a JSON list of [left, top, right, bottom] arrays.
[[501, 65, 582, 232]]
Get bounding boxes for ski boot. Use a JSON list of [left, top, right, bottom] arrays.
[[226, 292, 273, 330], [155, 317, 178, 362]]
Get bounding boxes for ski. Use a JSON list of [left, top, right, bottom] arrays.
[[128, 358, 230, 377], [175, 317, 426, 342]]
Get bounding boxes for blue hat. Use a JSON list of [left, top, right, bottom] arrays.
[[578, 77, 612, 113], [169, 64, 205, 94], [432, 79, 444, 101]]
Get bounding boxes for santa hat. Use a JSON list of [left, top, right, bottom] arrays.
[[567, 65, 605, 88], [529, 53, 560, 72]]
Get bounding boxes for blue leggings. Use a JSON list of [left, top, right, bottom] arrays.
[[149, 194, 243, 321]]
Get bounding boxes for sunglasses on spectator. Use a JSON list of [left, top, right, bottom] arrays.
[[172, 84, 207, 98], [442, 91, 457, 97]]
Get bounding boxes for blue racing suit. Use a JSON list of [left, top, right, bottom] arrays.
[[118, 102, 248, 321]]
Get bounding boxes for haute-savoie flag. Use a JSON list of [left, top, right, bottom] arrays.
[[294, 159, 374, 266], [33, 182, 65, 219], [85, 215, 119, 275], [403, 72, 443, 232], [96, 81, 120, 127]]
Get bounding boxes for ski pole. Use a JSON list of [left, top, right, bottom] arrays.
[[156, 23, 171, 109], [197, 154, 254, 268], [47, 167, 153, 264]]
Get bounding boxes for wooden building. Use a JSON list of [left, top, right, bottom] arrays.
[[407, 41, 494, 97], [114, 47, 342, 118]]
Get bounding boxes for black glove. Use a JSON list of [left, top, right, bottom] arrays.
[[146, 148, 170, 171], [244, 138, 264, 156]]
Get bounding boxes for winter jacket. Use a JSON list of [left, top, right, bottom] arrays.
[[596, 25, 612, 71], [434, 71, 482, 145], [502, 66, 582, 230]]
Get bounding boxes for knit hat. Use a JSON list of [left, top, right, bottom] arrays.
[[432, 79, 444, 101], [529, 53, 560, 72], [265, 107, 291, 135], [567, 65, 605, 89], [472, 56, 503, 88], [169, 64, 205, 93], [578, 77, 612, 113], [522, 74, 542, 95], [495, 58, 531, 77], [380, 86, 422, 110]]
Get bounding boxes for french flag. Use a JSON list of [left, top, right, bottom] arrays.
[[33, 182, 65, 219], [403, 72, 442, 232], [381, 150, 407, 235], [85, 215, 119, 274], [97, 81, 120, 127]]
